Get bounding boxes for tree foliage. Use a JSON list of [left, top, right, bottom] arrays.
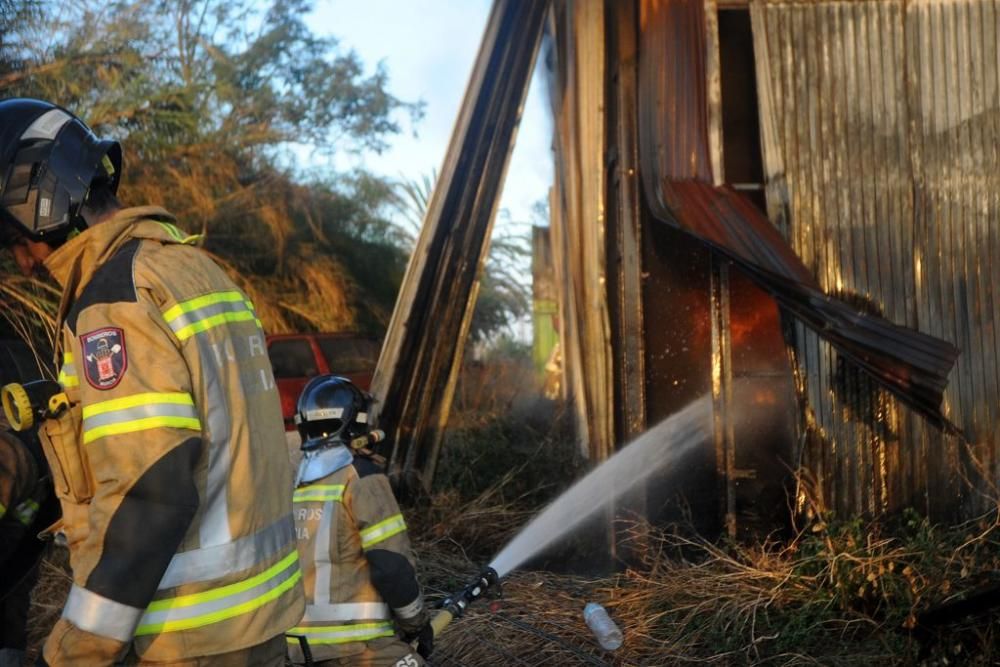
[[0, 0, 533, 349], [0, 0, 419, 337]]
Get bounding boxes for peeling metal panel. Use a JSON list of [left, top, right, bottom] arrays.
[[370, 0, 550, 490], [639, 0, 961, 428], [753, 0, 1000, 519]]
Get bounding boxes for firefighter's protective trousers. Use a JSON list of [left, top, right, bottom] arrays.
[[39, 207, 304, 665], [288, 449, 427, 665]]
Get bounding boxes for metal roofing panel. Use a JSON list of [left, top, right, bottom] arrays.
[[753, 0, 1000, 517]]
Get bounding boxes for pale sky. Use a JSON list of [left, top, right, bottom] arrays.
[[307, 0, 553, 230]]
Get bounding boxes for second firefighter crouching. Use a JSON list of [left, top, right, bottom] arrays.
[[288, 375, 431, 667]]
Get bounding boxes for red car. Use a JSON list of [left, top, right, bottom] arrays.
[[266, 332, 380, 430]]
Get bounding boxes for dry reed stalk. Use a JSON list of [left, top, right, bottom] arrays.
[[23, 544, 71, 664]]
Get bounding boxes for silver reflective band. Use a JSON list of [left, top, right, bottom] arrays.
[[302, 602, 391, 622], [195, 336, 233, 548], [82, 402, 199, 431], [139, 555, 299, 630], [360, 514, 407, 549], [286, 622, 394, 645], [312, 500, 335, 605], [167, 299, 249, 332], [158, 514, 295, 589], [63, 584, 143, 643], [392, 596, 425, 621], [23, 109, 72, 140], [59, 359, 78, 388]]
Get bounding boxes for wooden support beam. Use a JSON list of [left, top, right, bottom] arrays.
[[370, 0, 551, 493]]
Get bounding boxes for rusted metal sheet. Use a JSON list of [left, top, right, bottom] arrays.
[[606, 0, 647, 443], [638, 0, 713, 182], [752, 0, 1000, 519], [637, 0, 958, 434], [548, 0, 616, 462], [370, 0, 550, 490]]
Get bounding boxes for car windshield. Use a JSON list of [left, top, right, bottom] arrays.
[[318, 337, 378, 373], [268, 339, 318, 379]]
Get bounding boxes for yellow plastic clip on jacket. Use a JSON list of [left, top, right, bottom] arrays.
[[2, 380, 68, 431]]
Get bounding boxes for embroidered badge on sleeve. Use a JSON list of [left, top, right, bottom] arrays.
[[81, 327, 128, 390]]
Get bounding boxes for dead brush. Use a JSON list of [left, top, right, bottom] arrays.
[[23, 544, 71, 664], [410, 467, 538, 574], [412, 507, 1000, 666], [0, 267, 59, 365]]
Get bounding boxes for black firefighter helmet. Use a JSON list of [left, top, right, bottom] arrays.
[[295, 375, 371, 451], [0, 98, 122, 246]]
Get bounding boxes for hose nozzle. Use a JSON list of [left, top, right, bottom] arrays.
[[441, 566, 500, 619], [430, 567, 500, 637]]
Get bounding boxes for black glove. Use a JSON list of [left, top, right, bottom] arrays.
[[415, 623, 434, 660]]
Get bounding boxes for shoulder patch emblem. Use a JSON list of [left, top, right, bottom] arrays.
[[81, 327, 128, 390]]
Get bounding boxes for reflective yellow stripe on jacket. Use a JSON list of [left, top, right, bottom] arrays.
[[162, 291, 262, 342], [359, 514, 407, 550], [293, 485, 345, 503], [82, 392, 201, 444], [287, 622, 395, 646], [156, 221, 203, 245], [136, 551, 301, 636], [291, 481, 396, 647], [59, 352, 79, 388]]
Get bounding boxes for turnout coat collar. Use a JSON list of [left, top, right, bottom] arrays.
[[44, 206, 192, 350]]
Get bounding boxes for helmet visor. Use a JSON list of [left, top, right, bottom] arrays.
[[0, 108, 120, 241]]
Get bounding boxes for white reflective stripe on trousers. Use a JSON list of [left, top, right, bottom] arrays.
[[158, 514, 295, 589], [301, 602, 391, 623], [63, 584, 144, 643]]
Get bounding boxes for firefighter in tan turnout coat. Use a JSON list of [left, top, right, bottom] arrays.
[[0, 98, 304, 665], [288, 375, 432, 667]]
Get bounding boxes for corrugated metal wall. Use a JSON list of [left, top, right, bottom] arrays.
[[753, 0, 1000, 520]]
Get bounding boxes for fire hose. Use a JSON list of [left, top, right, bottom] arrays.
[[288, 567, 501, 666], [1, 383, 533, 661]]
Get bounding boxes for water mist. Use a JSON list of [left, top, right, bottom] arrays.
[[489, 392, 714, 578]]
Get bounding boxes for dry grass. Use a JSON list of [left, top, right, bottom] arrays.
[[412, 502, 1000, 667], [23, 544, 71, 664], [20, 382, 1000, 666], [23, 491, 1000, 666], [0, 268, 59, 365]]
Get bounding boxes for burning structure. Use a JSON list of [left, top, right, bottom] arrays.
[[373, 0, 1000, 535]]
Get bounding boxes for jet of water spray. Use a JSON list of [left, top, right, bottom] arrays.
[[489, 393, 714, 578]]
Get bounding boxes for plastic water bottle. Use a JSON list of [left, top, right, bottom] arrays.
[[583, 602, 623, 650]]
